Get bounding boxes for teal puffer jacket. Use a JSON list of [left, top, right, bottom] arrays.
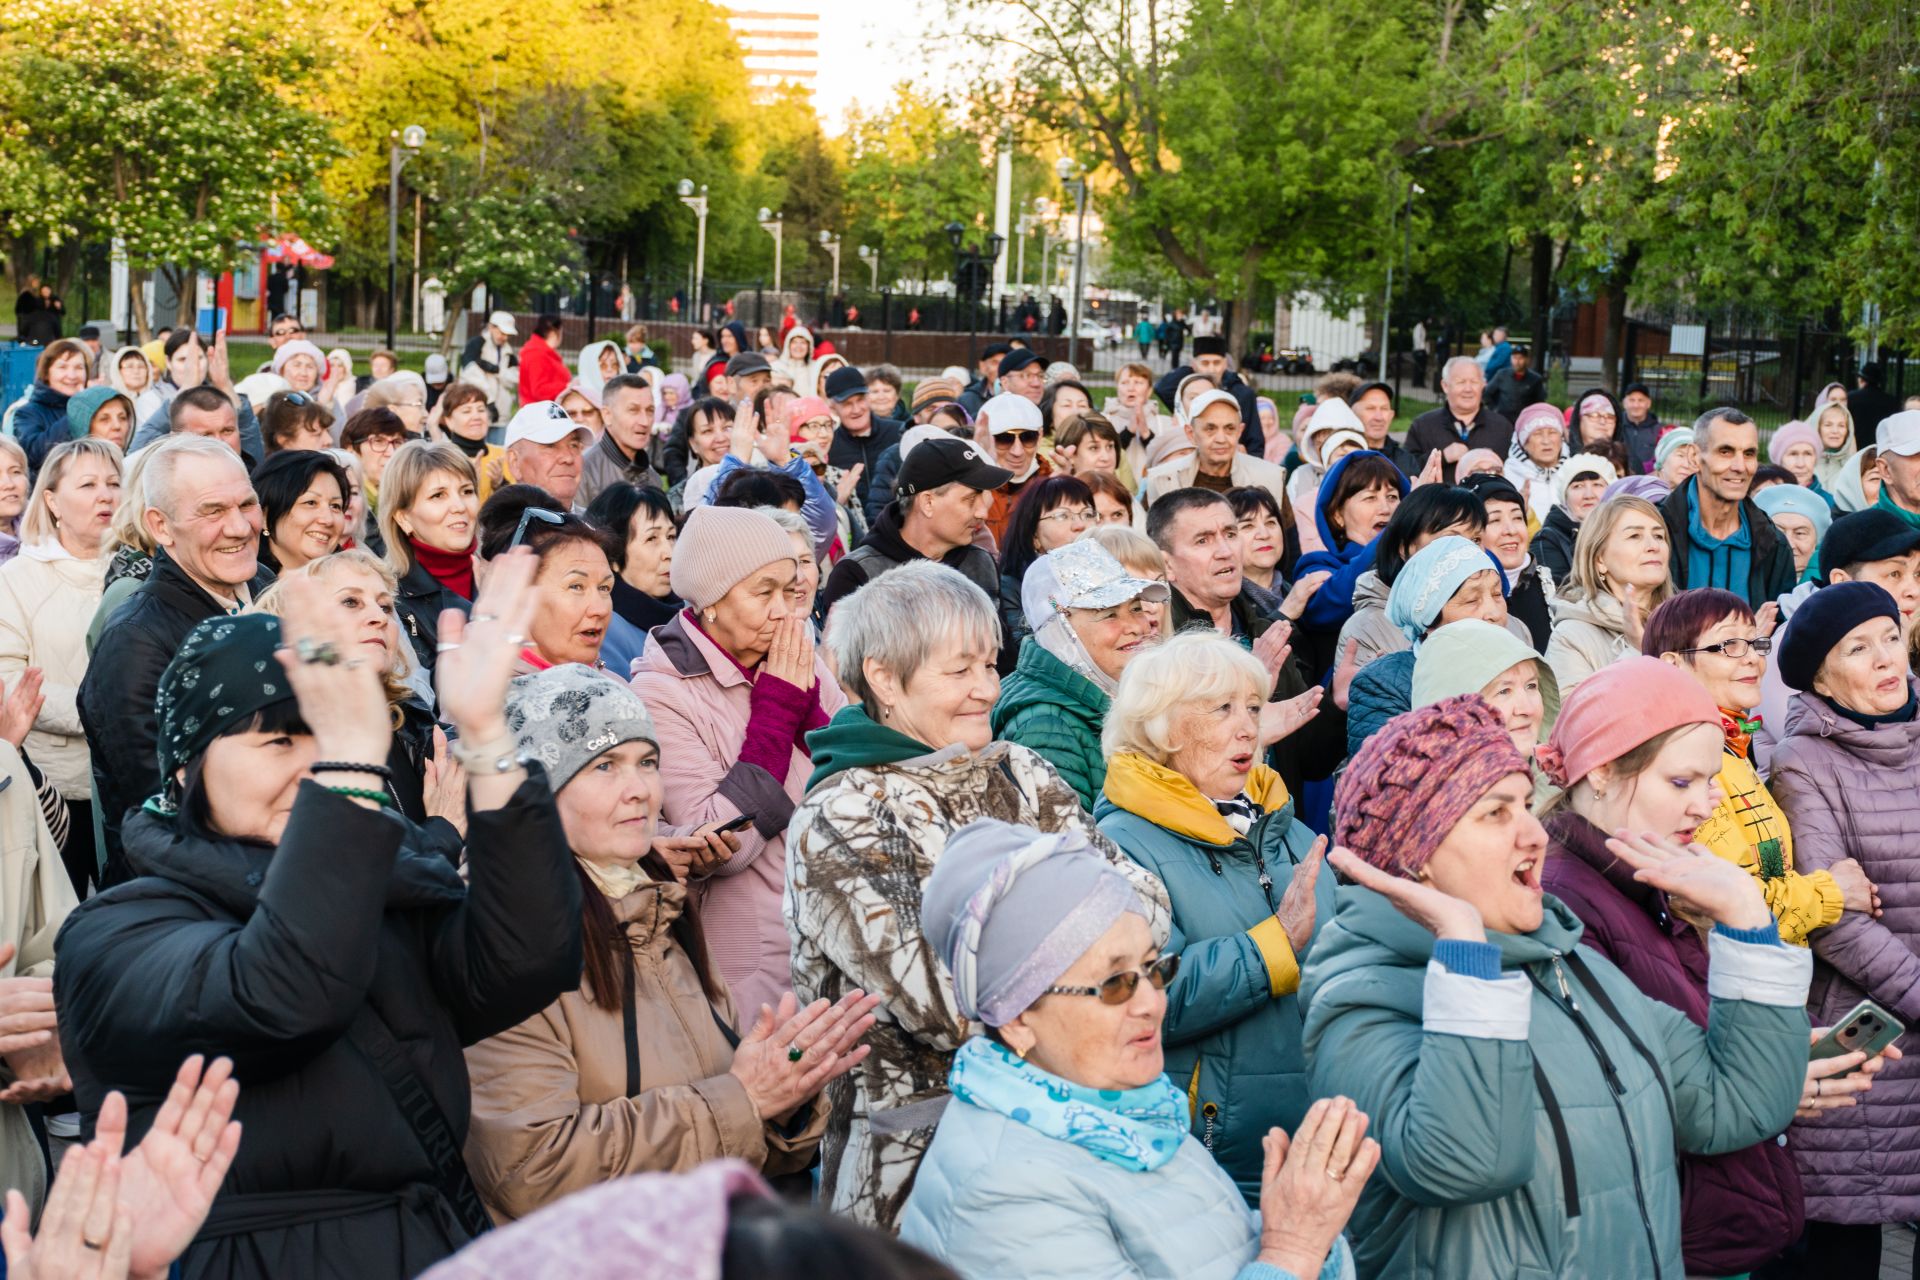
[[1096, 795, 1335, 1203], [1300, 886, 1808, 1280], [991, 642, 1109, 807]]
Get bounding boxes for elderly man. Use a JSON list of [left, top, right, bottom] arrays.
[[1141, 389, 1288, 514], [1406, 356, 1514, 482], [577, 374, 660, 508], [459, 310, 520, 421], [1871, 411, 1920, 529], [825, 365, 902, 511], [1657, 408, 1795, 608], [993, 348, 1047, 405], [1349, 380, 1414, 472], [80, 435, 273, 884], [1150, 335, 1266, 461], [726, 351, 773, 403], [977, 391, 1051, 546], [504, 399, 590, 510]]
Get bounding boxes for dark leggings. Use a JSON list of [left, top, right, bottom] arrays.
[[1756, 1220, 1915, 1279], [57, 798, 94, 898]]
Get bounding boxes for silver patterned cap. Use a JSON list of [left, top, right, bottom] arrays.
[[1024, 539, 1170, 634]]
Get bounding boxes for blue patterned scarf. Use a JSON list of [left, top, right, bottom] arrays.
[[948, 1036, 1186, 1172]]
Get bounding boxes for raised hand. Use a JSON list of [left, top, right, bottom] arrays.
[[1620, 583, 1646, 650], [729, 991, 880, 1123], [835, 463, 864, 507], [1416, 449, 1446, 487], [1279, 571, 1331, 623], [96, 1055, 242, 1280], [1254, 1097, 1380, 1278], [1329, 847, 1486, 941], [1331, 637, 1363, 712], [2, 1145, 132, 1279], [435, 547, 540, 742], [421, 727, 469, 838], [1755, 601, 1780, 639], [1252, 619, 1293, 692], [205, 329, 233, 394], [1260, 685, 1323, 747], [0, 669, 45, 749], [1604, 831, 1772, 931], [275, 573, 392, 774], [728, 402, 760, 462], [1276, 838, 1326, 952]]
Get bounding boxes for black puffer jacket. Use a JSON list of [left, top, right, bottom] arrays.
[[79, 551, 276, 884], [1529, 503, 1581, 587], [393, 559, 471, 680], [53, 778, 582, 1280]]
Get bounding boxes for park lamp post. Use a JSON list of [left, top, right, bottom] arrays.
[[387, 123, 426, 352], [818, 229, 843, 297], [678, 179, 709, 321], [1016, 197, 1049, 290], [758, 207, 784, 293], [858, 243, 880, 290], [1056, 157, 1090, 368]]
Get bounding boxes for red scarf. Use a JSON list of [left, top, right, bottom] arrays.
[[410, 536, 476, 601]]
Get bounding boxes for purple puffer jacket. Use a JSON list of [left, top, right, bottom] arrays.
[[1766, 684, 1920, 1225], [1542, 811, 1803, 1274]]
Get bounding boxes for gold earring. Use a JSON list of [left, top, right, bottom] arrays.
[[703, 609, 716, 623]]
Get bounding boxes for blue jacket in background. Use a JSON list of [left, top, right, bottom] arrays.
[[1345, 649, 1416, 757], [1292, 450, 1410, 633]]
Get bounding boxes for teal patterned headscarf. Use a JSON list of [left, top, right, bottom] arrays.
[[153, 614, 294, 801]]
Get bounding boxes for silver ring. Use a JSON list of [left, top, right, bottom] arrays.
[[295, 637, 341, 667], [505, 633, 526, 646], [472, 613, 499, 624]]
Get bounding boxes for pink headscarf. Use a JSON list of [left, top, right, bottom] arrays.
[[1535, 656, 1719, 790]]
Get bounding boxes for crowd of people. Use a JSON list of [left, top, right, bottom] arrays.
[[0, 306, 1913, 1279]]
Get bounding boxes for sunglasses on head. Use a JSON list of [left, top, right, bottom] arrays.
[[509, 506, 565, 550], [997, 430, 1041, 447], [1043, 954, 1180, 1005], [283, 391, 314, 406]]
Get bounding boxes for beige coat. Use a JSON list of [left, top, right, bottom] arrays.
[[463, 877, 824, 1223], [1141, 450, 1289, 514], [0, 738, 79, 1212], [1545, 590, 1638, 693], [0, 544, 109, 799]]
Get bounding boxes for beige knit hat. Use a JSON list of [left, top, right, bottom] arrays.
[[670, 505, 800, 610]]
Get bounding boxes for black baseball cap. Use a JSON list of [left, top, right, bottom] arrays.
[[1458, 471, 1525, 513], [981, 342, 1012, 360], [1818, 509, 1920, 583], [895, 435, 1012, 500], [824, 366, 869, 402], [997, 348, 1045, 376], [1351, 380, 1396, 407]]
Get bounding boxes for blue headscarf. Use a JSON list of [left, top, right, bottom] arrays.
[[1387, 535, 1505, 644]]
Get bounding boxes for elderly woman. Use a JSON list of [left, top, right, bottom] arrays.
[[786, 561, 1169, 1232], [1755, 484, 1832, 580], [630, 505, 842, 1019], [1093, 631, 1332, 1200], [0, 437, 122, 893], [1336, 486, 1489, 673], [462, 666, 878, 1221], [1545, 494, 1674, 693], [65, 385, 135, 450], [435, 383, 508, 503], [995, 474, 1097, 661], [992, 539, 1166, 807], [1642, 589, 1869, 946], [1765, 582, 1920, 1273], [1411, 617, 1560, 757], [1533, 656, 1893, 1277], [1305, 695, 1813, 1278], [899, 820, 1362, 1280], [584, 483, 680, 677], [474, 496, 618, 675], [53, 552, 581, 1278], [1345, 535, 1516, 755], [380, 440, 480, 675], [1768, 420, 1837, 509]]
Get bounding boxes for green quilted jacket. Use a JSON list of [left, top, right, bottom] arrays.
[[989, 641, 1109, 808]]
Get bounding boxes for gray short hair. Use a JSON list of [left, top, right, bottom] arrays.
[[1691, 407, 1754, 443], [823, 560, 999, 713], [754, 505, 813, 552], [1102, 630, 1269, 761], [141, 433, 247, 520], [1441, 356, 1483, 385]]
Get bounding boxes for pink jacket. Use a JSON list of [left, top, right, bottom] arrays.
[[628, 613, 844, 1018]]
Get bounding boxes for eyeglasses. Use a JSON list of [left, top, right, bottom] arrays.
[[996, 430, 1041, 447], [272, 324, 305, 337], [1044, 954, 1180, 1005], [1678, 636, 1773, 659], [1038, 507, 1097, 525], [359, 436, 401, 454], [509, 506, 565, 550]]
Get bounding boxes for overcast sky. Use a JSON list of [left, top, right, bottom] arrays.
[[812, 0, 960, 131]]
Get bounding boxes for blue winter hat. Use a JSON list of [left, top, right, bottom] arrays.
[[1387, 535, 1505, 643], [1754, 483, 1833, 545]]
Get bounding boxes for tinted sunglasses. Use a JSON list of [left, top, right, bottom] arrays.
[[509, 506, 565, 550], [1043, 954, 1180, 1005], [995, 430, 1042, 447]]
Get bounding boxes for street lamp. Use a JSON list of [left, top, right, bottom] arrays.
[[757, 207, 784, 293], [1015, 196, 1049, 290], [677, 179, 709, 321], [858, 244, 879, 290], [817, 228, 842, 297], [1056, 157, 1090, 368], [387, 124, 426, 352], [1379, 178, 1424, 390]]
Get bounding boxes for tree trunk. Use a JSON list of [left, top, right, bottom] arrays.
[[1228, 246, 1261, 367], [1599, 243, 1641, 392], [128, 270, 151, 345], [1529, 233, 1553, 351]]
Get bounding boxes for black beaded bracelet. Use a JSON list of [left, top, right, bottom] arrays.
[[309, 761, 395, 781]]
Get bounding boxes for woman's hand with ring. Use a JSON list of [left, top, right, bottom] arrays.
[[1256, 1097, 1379, 1277]]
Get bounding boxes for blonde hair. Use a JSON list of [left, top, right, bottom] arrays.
[[23, 438, 124, 547], [377, 440, 478, 577], [250, 549, 414, 717], [1102, 630, 1268, 762], [1563, 495, 1674, 611], [104, 444, 159, 557], [1089, 525, 1165, 579]]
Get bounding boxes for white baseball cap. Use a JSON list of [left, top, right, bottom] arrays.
[[505, 400, 588, 448], [488, 310, 519, 336], [1879, 410, 1920, 458], [1185, 389, 1245, 426], [979, 392, 1043, 435]]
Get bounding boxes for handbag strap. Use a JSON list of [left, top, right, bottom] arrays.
[[344, 1005, 493, 1240], [1561, 949, 1677, 1136], [1530, 1060, 1581, 1220]]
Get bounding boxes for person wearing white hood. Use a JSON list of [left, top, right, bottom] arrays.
[[1141, 390, 1291, 518], [773, 326, 819, 396], [575, 339, 624, 403], [1504, 402, 1569, 523], [1283, 396, 1368, 515]]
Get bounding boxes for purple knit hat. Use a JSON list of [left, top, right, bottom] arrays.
[[1334, 695, 1529, 874]]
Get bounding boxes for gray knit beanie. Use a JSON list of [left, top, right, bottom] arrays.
[[670, 505, 799, 611], [505, 665, 657, 791]]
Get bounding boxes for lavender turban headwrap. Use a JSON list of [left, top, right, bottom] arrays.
[[921, 819, 1147, 1027]]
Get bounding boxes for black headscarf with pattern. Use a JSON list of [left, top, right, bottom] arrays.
[[153, 614, 295, 803]]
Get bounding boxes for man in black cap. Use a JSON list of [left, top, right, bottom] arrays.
[[1151, 334, 1265, 459], [725, 350, 773, 403], [994, 347, 1047, 405], [1485, 343, 1546, 422], [824, 365, 902, 512], [1813, 508, 1920, 634], [959, 341, 1012, 416], [1350, 380, 1415, 473], [1621, 381, 1662, 475], [819, 434, 1007, 618]]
